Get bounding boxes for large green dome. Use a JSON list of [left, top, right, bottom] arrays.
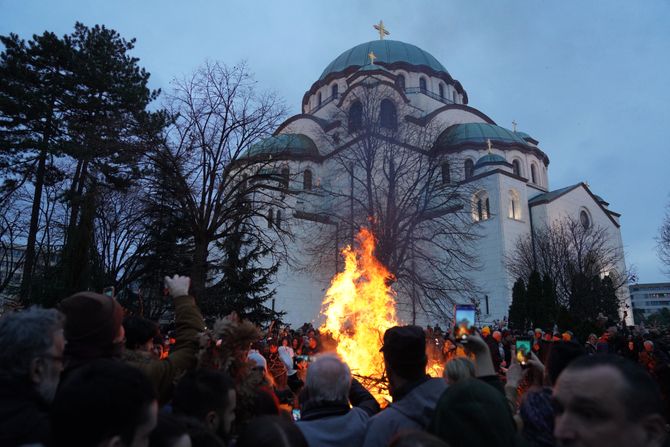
[[319, 40, 449, 80]]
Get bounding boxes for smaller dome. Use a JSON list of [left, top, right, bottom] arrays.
[[437, 123, 530, 148], [475, 153, 508, 168], [242, 134, 319, 159]]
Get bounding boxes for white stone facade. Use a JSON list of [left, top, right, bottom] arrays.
[[249, 40, 631, 327]]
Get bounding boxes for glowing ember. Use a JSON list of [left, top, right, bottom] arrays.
[[320, 228, 444, 403]]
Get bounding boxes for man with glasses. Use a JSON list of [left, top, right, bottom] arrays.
[[0, 307, 65, 446]]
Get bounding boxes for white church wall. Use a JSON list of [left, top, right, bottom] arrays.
[[534, 186, 633, 324]]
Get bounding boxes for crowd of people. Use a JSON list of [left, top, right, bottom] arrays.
[[0, 274, 669, 447]]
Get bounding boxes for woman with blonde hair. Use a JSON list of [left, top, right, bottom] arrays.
[[443, 356, 475, 384]]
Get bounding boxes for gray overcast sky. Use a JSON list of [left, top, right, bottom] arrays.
[[2, 0, 669, 283]]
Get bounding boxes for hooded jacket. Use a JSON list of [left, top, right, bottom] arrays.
[[361, 377, 447, 447]]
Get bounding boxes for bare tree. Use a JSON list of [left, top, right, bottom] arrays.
[[151, 61, 288, 298], [303, 77, 479, 322], [94, 186, 149, 291], [658, 201, 670, 275], [507, 216, 631, 309], [0, 205, 27, 297]]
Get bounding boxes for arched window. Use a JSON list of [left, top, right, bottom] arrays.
[[472, 190, 491, 222], [240, 174, 248, 193], [348, 101, 362, 132], [530, 163, 537, 184], [441, 162, 451, 184], [508, 189, 521, 220], [452, 91, 457, 104], [419, 77, 427, 92], [580, 209, 591, 229], [280, 167, 289, 190], [439, 83, 445, 99], [512, 159, 521, 177], [397, 74, 406, 90], [331, 84, 338, 98], [276, 209, 282, 229], [317, 92, 322, 106], [267, 208, 274, 228], [464, 159, 474, 180], [380, 99, 397, 130], [303, 169, 313, 191]]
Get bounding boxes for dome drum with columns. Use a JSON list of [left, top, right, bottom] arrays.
[[244, 23, 631, 326]]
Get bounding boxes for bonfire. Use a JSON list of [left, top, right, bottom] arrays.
[[320, 228, 444, 404]]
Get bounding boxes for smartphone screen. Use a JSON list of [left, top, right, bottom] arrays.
[[453, 304, 476, 341], [291, 409, 301, 421], [516, 338, 531, 365]]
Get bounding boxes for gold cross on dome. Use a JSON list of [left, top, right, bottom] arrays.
[[487, 138, 493, 153], [368, 51, 377, 65], [512, 120, 518, 132], [374, 20, 390, 40]]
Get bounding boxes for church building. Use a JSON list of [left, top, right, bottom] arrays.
[[242, 24, 631, 327]]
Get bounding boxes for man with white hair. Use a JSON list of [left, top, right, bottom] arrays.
[[296, 354, 379, 447], [0, 308, 65, 446]]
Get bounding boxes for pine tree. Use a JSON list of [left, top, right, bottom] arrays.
[[508, 277, 528, 331], [537, 274, 558, 328], [58, 23, 164, 295], [526, 270, 544, 329], [0, 31, 73, 303], [596, 275, 620, 323], [203, 226, 282, 326]]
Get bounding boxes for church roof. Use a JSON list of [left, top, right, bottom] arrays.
[[475, 153, 508, 168], [514, 131, 539, 145], [528, 184, 581, 205], [437, 123, 530, 148], [319, 40, 449, 80], [242, 134, 319, 159]]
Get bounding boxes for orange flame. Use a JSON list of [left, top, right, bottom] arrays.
[[320, 228, 443, 403]]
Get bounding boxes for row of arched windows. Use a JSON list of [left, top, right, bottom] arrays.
[[316, 84, 340, 108], [472, 189, 523, 222], [267, 208, 282, 229], [276, 167, 314, 191], [321, 74, 461, 110], [440, 158, 543, 185], [512, 159, 541, 185], [473, 191, 491, 222], [348, 99, 397, 131]]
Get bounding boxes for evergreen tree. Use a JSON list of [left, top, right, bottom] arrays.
[[57, 23, 164, 296], [596, 275, 620, 323], [508, 277, 528, 331], [537, 273, 558, 328], [204, 226, 282, 326], [1, 23, 164, 303], [0, 31, 73, 302], [526, 270, 543, 329]]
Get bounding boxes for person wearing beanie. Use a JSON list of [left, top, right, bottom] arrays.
[[59, 291, 125, 378], [248, 349, 268, 373], [362, 325, 447, 447], [123, 274, 206, 406], [428, 378, 523, 447]]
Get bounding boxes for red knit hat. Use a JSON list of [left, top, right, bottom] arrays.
[[59, 291, 124, 349]]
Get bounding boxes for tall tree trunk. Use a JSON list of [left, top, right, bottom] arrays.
[[67, 158, 89, 240], [19, 141, 49, 304]]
